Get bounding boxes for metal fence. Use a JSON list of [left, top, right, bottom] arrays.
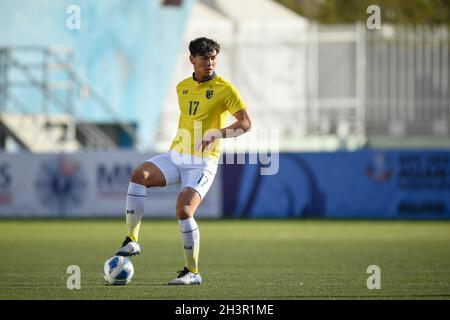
[[307, 23, 450, 141], [157, 21, 450, 153]]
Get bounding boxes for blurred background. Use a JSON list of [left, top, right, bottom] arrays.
[[0, 0, 449, 219]]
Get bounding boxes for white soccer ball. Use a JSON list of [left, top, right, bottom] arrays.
[[103, 255, 134, 285]]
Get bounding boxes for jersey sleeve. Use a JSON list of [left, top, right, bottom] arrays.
[[224, 84, 247, 115]]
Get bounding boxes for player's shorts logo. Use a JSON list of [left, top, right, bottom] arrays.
[[206, 90, 214, 99]]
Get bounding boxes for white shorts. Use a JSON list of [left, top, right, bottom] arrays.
[[147, 151, 218, 199]]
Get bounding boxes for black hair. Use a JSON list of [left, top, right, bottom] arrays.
[[189, 37, 221, 56]]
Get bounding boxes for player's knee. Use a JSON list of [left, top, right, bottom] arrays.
[[130, 165, 165, 188], [130, 167, 158, 187], [176, 197, 195, 219], [176, 206, 193, 220], [130, 168, 146, 185]]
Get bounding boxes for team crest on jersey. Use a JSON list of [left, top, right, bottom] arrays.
[[206, 90, 214, 99]]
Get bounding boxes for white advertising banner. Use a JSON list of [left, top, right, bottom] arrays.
[[0, 151, 222, 218]]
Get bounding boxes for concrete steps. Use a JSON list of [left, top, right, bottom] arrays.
[[0, 112, 80, 152]]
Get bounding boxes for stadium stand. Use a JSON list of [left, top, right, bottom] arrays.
[[158, 0, 450, 152], [0, 0, 195, 151]]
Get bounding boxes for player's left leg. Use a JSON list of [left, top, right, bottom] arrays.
[[168, 187, 203, 285], [168, 164, 216, 285]]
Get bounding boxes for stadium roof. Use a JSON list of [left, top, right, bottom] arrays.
[[199, 0, 309, 42], [200, 0, 309, 24]]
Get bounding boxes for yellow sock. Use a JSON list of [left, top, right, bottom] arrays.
[[179, 218, 200, 274], [184, 242, 199, 274], [126, 212, 143, 242], [127, 224, 140, 242], [125, 182, 146, 243]]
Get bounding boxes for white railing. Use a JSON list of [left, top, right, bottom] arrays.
[[159, 21, 450, 152]]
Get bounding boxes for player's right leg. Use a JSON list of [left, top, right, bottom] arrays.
[[116, 154, 179, 256]]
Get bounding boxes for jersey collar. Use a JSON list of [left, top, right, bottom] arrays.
[[192, 72, 216, 83]]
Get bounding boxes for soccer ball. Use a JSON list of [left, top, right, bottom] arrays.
[[103, 255, 134, 285]]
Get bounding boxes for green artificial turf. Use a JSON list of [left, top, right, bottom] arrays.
[[0, 219, 449, 300]]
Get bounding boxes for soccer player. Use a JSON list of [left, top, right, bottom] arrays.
[[115, 37, 252, 285]]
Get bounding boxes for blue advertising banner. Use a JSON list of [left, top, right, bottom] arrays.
[[222, 150, 450, 219]]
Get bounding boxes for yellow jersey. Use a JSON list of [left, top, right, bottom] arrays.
[[169, 73, 247, 161]]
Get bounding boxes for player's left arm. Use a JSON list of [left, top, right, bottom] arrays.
[[220, 109, 252, 137], [196, 109, 252, 152]]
